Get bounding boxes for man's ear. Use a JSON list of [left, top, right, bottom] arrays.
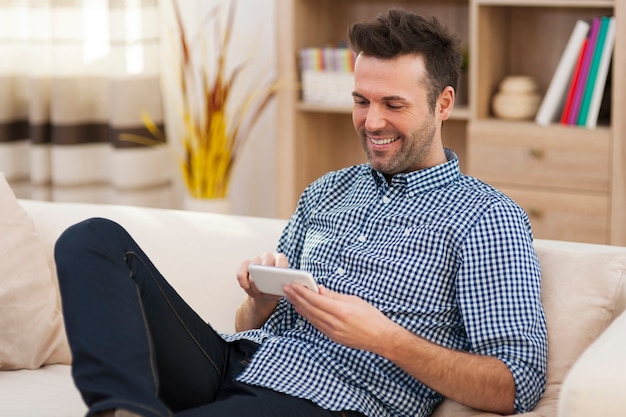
[[438, 86, 455, 121]]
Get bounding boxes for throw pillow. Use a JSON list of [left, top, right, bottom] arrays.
[[0, 173, 71, 370], [559, 308, 626, 416], [432, 242, 626, 416]]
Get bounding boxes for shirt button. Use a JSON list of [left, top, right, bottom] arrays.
[[408, 191, 415, 197], [336, 267, 345, 275], [358, 235, 366, 242], [382, 196, 391, 204], [296, 320, 305, 329], [404, 228, 411, 236]]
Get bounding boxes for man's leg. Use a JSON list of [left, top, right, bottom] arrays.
[[176, 382, 367, 417], [172, 339, 365, 417], [55, 218, 232, 417]]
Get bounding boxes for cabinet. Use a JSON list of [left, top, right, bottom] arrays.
[[468, 121, 611, 243], [468, 1, 624, 245], [275, 0, 625, 245]]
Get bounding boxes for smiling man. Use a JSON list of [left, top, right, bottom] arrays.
[[351, 53, 445, 180], [56, 8, 548, 417], [238, 9, 547, 417]]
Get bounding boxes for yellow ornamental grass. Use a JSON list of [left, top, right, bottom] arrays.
[[182, 109, 229, 199], [170, 0, 277, 199]]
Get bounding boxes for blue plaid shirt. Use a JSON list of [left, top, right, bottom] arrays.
[[223, 149, 547, 417]]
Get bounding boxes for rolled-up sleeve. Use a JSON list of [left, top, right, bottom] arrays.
[[457, 202, 548, 412]]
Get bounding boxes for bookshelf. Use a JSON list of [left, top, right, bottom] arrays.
[[468, 0, 624, 244], [275, 0, 625, 245]]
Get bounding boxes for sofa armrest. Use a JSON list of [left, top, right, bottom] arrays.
[[559, 310, 626, 417]]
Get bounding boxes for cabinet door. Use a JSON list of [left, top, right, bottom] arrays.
[[468, 121, 611, 193], [500, 186, 609, 244]]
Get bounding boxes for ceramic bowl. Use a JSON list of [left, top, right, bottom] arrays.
[[492, 92, 541, 120]]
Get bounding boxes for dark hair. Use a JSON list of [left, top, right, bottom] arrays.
[[347, 8, 462, 111]]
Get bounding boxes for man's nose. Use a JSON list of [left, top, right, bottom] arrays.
[[364, 105, 386, 132]]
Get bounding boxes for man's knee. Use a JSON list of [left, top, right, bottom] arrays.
[[54, 217, 127, 268]]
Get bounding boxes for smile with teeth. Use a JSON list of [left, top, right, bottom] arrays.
[[369, 136, 400, 145]]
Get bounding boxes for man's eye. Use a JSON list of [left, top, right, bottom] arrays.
[[353, 98, 368, 106], [387, 103, 403, 109]]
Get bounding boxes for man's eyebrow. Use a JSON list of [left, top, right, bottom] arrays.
[[351, 92, 407, 101], [382, 95, 407, 101]]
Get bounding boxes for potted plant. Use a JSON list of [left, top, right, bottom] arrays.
[[160, 0, 277, 211]]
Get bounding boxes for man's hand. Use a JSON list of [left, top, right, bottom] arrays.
[[283, 284, 516, 414], [283, 284, 396, 353], [234, 252, 287, 332]]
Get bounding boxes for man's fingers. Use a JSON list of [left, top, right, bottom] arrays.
[[275, 252, 289, 267], [260, 252, 277, 265], [286, 285, 339, 326]]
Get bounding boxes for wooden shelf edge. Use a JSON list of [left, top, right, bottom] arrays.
[[470, 118, 612, 133], [486, 181, 610, 196], [297, 101, 352, 114]]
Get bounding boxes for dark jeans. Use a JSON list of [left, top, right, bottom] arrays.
[[55, 218, 363, 417]]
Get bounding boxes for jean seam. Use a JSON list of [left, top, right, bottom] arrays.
[[134, 285, 162, 409], [125, 251, 224, 380]]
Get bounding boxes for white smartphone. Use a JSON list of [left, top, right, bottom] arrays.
[[248, 264, 318, 296]]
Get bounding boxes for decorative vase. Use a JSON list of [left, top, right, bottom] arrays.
[[183, 195, 232, 214], [492, 75, 541, 120]]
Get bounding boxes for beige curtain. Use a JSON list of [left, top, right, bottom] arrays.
[[0, 0, 172, 207]]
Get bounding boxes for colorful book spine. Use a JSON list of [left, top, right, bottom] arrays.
[[299, 47, 356, 73], [561, 38, 589, 125], [535, 20, 590, 126], [577, 16, 610, 125], [566, 17, 601, 125], [586, 16, 616, 128]]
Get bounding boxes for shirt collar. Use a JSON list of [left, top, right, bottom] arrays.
[[366, 148, 461, 196]]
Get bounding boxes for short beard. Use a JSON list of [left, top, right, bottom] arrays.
[[359, 117, 437, 176]]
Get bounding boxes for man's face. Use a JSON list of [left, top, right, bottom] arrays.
[[351, 53, 443, 178]]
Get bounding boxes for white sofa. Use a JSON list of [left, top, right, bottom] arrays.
[[1, 196, 626, 417]]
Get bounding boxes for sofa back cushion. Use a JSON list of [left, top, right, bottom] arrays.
[[0, 173, 71, 370]]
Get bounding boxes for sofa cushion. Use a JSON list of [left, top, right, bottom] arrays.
[[0, 173, 70, 370], [559, 309, 626, 417], [432, 243, 626, 416]]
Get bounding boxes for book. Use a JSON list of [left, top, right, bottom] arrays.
[[577, 16, 610, 125], [566, 17, 601, 125], [535, 19, 590, 126], [585, 16, 616, 128], [560, 38, 588, 124]]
